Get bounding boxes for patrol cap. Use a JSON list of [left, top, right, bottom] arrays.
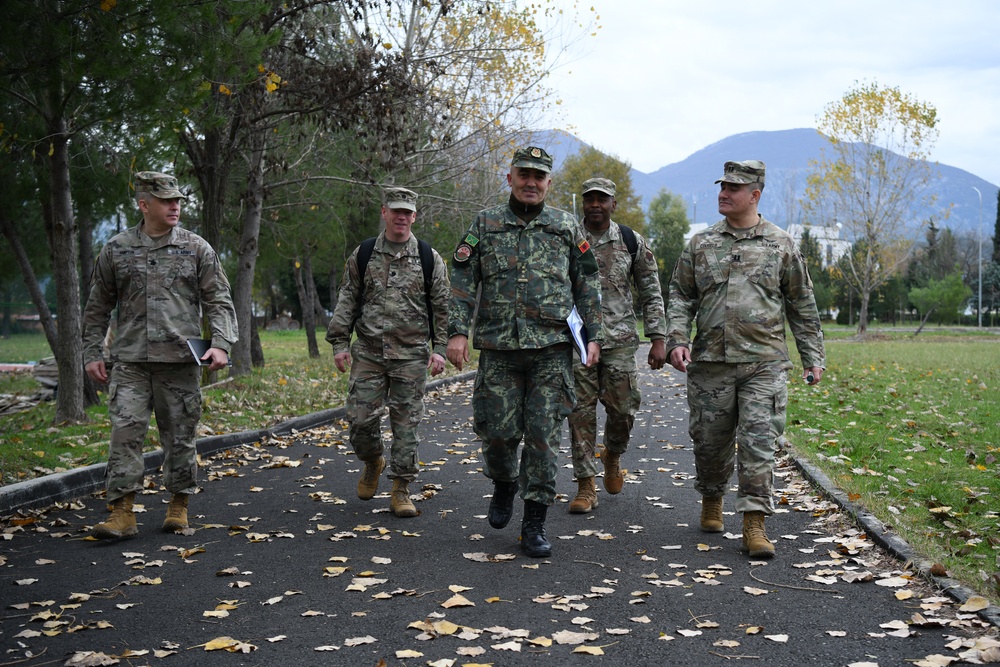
[[582, 177, 616, 197], [135, 171, 187, 199], [511, 146, 553, 173], [384, 187, 417, 212], [715, 160, 766, 186]]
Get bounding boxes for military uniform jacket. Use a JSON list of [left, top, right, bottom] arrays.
[[585, 221, 665, 349], [449, 202, 602, 350], [82, 222, 238, 364], [326, 232, 449, 360], [665, 217, 825, 367]]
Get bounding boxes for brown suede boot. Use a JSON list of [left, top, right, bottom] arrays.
[[568, 477, 598, 514], [699, 495, 724, 533], [162, 494, 189, 532], [602, 451, 623, 494], [357, 456, 386, 500], [390, 479, 418, 518], [91, 492, 138, 539], [742, 511, 775, 558]]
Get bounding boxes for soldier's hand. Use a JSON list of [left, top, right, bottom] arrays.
[[668, 346, 690, 373], [447, 335, 470, 371], [584, 341, 601, 368], [804, 366, 823, 385], [204, 347, 229, 371], [648, 339, 667, 370], [85, 360, 108, 384], [428, 353, 446, 377], [334, 351, 352, 373]]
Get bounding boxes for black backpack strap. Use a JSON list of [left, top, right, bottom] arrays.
[[417, 239, 435, 342], [351, 237, 378, 333], [617, 223, 638, 275]]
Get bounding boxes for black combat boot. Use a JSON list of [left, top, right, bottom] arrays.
[[488, 480, 519, 529], [520, 500, 551, 558]]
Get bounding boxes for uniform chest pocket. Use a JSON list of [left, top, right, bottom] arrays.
[[480, 234, 516, 278], [114, 250, 147, 290], [163, 252, 198, 290], [741, 246, 781, 290]]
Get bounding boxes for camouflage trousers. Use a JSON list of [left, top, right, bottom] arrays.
[[345, 347, 428, 482], [106, 361, 202, 502], [473, 344, 575, 506], [567, 346, 640, 479], [686, 360, 788, 515]]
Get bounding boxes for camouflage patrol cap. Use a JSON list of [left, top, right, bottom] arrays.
[[384, 187, 417, 212], [135, 171, 187, 199], [582, 177, 616, 197], [511, 146, 553, 173], [715, 160, 766, 186]]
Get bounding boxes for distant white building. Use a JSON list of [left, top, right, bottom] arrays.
[[683, 223, 709, 243], [785, 223, 850, 268]]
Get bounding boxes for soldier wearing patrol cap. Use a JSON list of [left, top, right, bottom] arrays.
[[665, 160, 825, 559], [326, 187, 449, 518], [447, 146, 603, 558], [83, 171, 237, 539], [566, 177, 666, 514]]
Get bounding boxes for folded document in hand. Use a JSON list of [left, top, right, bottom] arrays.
[[567, 307, 588, 360], [187, 338, 232, 366]]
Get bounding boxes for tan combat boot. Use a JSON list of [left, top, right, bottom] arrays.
[[568, 477, 598, 513], [742, 511, 775, 558], [390, 479, 418, 517], [700, 495, 724, 533], [602, 450, 623, 494], [162, 494, 189, 532], [357, 456, 386, 500], [91, 492, 138, 539]]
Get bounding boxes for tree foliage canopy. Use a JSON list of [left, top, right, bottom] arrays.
[[803, 80, 940, 336], [548, 146, 645, 233]]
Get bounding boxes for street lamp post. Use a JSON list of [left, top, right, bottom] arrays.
[[973, 187, 983, 327]]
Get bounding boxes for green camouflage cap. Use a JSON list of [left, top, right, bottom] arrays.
[[384, 187, 417, 212], [135, 171, 187, 199], [715, 160, 766, 186], [511, 146, 553, 173], [582, 177, 616, 197]]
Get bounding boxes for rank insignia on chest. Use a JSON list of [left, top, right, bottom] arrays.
[[464, 233, 479, 247], [454, 243, 474, 263], [577, 239, 591, 254]]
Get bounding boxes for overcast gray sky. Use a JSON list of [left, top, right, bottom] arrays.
[[541, 0, 1000, 186]]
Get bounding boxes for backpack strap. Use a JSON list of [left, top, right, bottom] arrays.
[[416, 238, 436, 342], [352, 236, 436, 342], [351, 237, 378, 334], [617, 223, 638, 276]]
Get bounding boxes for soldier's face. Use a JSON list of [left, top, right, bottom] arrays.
[[382, 206, 416, 243], [139, 196, 182, 236], [717, 182, 758, 218], [508, 167, 551, 205], [582, 191, 616, 228]]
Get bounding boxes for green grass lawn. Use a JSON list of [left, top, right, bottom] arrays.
[[2, 328, 998, 602]]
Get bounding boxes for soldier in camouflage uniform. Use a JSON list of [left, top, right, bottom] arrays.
[[666, 160, 825, 558], [447, 147, 603, 558], [83, 171, 237, 539], [567, 178, 666, 514], [326, 187, 449, 518]]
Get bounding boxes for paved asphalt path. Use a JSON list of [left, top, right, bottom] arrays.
[[2, 349, 997, 666]]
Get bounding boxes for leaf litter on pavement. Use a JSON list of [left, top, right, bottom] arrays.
[[0, 378, 997, 665]]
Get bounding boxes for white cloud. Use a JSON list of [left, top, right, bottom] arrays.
[[539, 0, 1000, 185]]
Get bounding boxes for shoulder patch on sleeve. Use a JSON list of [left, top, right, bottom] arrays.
[[577, 239, 591, 255], [464, 233, 479, 247], [454, 243, 474, 263]]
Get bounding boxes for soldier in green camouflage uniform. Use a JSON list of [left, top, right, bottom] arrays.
[[567, 178, 666, 514], [666, 160, 825, 559], [447, 147, 603, 558], [83, 171, 237, 539], [326, 187, 449, 518]]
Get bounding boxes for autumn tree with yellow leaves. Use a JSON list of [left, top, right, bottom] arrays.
[[804, 81, 940, 336]]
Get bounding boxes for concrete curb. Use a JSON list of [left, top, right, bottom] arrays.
[[0, 370, 476, 517], [787, 445, 1000, 628]]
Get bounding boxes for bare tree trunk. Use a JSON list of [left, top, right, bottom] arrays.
[[308, 255, 328, 329], [0, 210, 58, 351], [328, 264, 339, 316], [78, 214, 94, 310], [230, 139, 265, 377], [914, 307, 936, 336], [250, 317, 265, 368], [45, 116, 87, 423], [857, 291, 870, 337], [293, 250, 320, 358]]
